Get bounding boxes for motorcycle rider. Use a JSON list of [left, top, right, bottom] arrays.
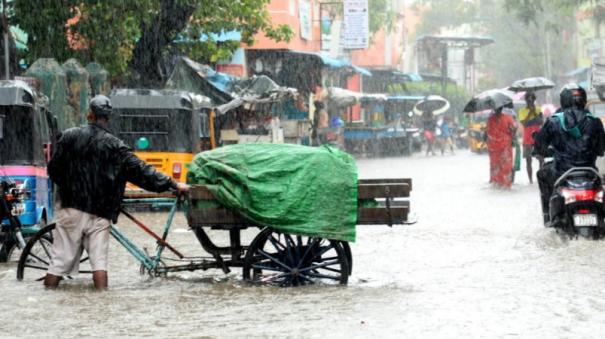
[[534, 83, 605, 224]]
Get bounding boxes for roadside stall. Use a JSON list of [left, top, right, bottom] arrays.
[[166, 57, 301, 146], [343, 94, 423, 157]]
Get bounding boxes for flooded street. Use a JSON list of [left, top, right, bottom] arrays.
[[3, 150, 605, 338]]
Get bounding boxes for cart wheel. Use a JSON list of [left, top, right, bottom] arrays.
[[16, 224, 92, 281], [0, 239, 15, 262], [243, 228, 349, 287], [339, 241, 353, 276]]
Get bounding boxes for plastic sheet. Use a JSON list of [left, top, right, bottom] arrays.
[[187, 144, 358, 242]]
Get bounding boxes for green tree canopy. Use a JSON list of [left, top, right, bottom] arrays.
[[14, 0, 294, 86], [412, 0, 578, 92], [13, 0, 395, 87]]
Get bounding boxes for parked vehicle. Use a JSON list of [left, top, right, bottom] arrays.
[[0, 80, 57, 261], [0, 180, 33, 261], [467, 111, 489, 153], [109, 89, 213, 187], [546, 166, 605, 239], [343, 95, 424, 157]]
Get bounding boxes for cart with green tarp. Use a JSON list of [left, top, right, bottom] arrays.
[[184, 143, 413, 286]]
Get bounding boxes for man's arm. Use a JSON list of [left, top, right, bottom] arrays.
[[533, 119, 554, 157], [120, 144, 180, 193], [47, 133, 67, 187]]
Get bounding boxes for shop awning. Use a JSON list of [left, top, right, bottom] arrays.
[[327, 87, 387, 107], [290, 51, 372, 76]]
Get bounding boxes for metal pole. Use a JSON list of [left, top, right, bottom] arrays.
[[2, 0, 8, 80]]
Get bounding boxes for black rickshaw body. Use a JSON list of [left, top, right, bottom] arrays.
[[108, 88, 213, 185]]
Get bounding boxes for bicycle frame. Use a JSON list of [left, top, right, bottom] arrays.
[[109, 197, 182, 273]]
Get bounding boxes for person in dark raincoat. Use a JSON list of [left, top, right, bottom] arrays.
[[486, 106, 517, 188], [534, 84, 605, 223], [44, 95, 190, 290]]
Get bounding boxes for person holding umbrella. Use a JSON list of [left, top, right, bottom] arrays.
[[421, 109, 437, 156], [518, 91, 543, 183], [486, 105, 517, 188], [464, 89, 517, 188], [509, 78, 555, 184], [414, 95, 450, 156]]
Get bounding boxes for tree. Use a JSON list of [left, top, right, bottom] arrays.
[[14, 0, 293, 86], [503, 0, 594, 25], [411, 0, 577, 92]]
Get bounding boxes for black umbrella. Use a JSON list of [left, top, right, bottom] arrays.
[[508, 77, 555, 92], [464, 89, 514, 113]]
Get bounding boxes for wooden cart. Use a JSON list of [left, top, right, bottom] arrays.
[[186, 178, 412, 286]]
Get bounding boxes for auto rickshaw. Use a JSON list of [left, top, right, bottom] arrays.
[[0, 80, 58, 261], [109, 89, 213, 195], [467, 110, 490, 153]]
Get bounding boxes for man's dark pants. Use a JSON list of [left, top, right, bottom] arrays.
[[537, 161, 557, 223]]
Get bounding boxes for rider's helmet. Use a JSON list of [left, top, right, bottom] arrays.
[[90, 95, 112, 117], [559, 83, 587, 110]]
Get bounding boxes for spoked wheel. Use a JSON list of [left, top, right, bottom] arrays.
[[16, 224, 92, 281], [243, 228, 349, 287], [339, 241, 353, 276], [0, 238, 16, 262]]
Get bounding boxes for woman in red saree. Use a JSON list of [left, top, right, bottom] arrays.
[[486, 107, 517, 188]]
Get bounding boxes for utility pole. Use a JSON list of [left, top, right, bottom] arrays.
[[2, 0, 8, 80]]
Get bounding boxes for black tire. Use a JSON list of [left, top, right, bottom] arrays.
[[4, 215, 50, 263], [243, 228, 349, 287], [0, 239, 15, 262], [339, 241, 353, 276], [17, 224, 55, 281]]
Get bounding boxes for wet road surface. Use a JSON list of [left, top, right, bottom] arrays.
[[2, 150, 605, 338]]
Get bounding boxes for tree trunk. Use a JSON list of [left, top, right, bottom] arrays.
[[129, 0, 196, 87]]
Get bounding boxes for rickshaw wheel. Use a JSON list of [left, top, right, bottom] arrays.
[[17, 224, 92, 282], [1, 216, 49, 263], [0, 239, 15, 262], [17, 224, 55, 281], [243, 228, 349, 287], [339, 241, 353, 276]]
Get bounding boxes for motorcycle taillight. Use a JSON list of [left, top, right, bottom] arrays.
[[561, 188, 602, 204]]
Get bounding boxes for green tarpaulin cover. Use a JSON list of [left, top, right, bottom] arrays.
[[187, 144, 358, 242]]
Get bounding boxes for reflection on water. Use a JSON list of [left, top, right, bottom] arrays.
[[2, 152, 605, 337]]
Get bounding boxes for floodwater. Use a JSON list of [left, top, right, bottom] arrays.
[[3, 150, 605, 338]]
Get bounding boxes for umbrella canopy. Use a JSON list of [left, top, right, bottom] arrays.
[[464, 89, 514, 113], [413, 95, 450, 116], [509, 77, 555, 92]]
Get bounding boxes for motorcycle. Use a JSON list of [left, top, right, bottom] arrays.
[[547, 166, 605, 239], [0, 180, 30, 261]]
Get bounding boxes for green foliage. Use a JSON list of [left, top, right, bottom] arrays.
[[504, 0, 591, 26], [367, 0, 396, 34], [414, 0, 578, 91], [322, 0, 396, 34], [14, 0, 293, 79]]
